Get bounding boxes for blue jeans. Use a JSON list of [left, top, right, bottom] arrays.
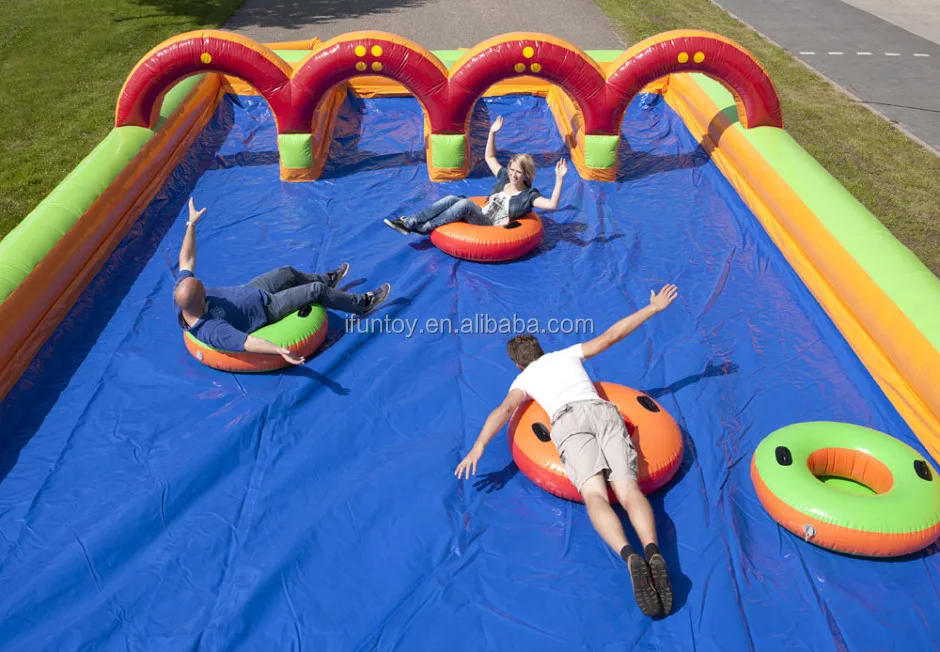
[[245, 266, 368, 321], [402, 195, 489, 234]]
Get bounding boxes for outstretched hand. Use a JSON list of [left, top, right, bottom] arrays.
[[188, 197, 207, 225], [555, 158, 568, 178], [649, 284, 679, 312], [279, 348, 305, 365], [489, 116, 503, 133], [455, 443, 484, 479]]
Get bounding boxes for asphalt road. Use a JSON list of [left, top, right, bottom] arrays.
[[223, 0, 939, 153], [711, 0, 940, 153], [223, 0, 625, 50]]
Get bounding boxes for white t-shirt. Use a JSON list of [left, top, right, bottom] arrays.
[[483, 190, 512, 226], [509, 344, 599, 419]]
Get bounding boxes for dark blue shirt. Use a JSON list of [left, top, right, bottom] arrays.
[[174, 270, 271, 352], [489, 167, 542, 219]]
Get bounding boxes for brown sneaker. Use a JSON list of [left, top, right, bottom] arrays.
[[647, 553, 673, 616], [627, 554, 664, 618], [383, 218, 411, 235], [327, 262, 349, 288], [362, 283, 391, 315]]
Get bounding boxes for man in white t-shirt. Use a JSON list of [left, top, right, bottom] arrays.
[[455, 284, 679, 618]]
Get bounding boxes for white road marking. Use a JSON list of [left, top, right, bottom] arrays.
[[798, 50, 930, 57]]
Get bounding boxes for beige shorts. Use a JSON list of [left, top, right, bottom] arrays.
[[550, 399, 638, 492]]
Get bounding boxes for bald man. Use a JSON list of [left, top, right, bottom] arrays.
[[174, 198, 391, 366]]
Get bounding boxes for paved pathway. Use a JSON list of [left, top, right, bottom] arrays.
[[223, 0, 625, 50], [711, 0, 939, 153], [224, 0, 939, 152]]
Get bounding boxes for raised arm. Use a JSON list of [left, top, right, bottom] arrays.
[[178, 197, 206, 273], [484, 116, 503, 176], [454, 388, 527, 479], [581, 284, 679, 359], [532, 159, 568, 211]]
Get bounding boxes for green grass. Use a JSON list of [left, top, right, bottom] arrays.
[[594, 0, 940, 278], [0, 0, 244, 240]]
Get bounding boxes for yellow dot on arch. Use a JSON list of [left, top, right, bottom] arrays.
[[200, 52, 212, 64], [371, 45, 383, 57], [677, 52, 689, 63], [355, 61, 367, 72], [372, 61, 383, 72], [523, 46, 534, 58], [355, 45, 366, 57], [694, 51, 705, 63], [514, 62, 525, 73], [530, 63, 542, 73]]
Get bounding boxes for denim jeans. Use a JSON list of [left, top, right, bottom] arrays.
[[245, 266, 367, 321], [401, 195, 489, 234]]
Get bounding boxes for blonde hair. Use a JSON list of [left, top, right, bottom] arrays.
[[508, 154, 536, 187]]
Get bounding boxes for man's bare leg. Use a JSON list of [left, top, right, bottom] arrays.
[[580, 474, 629, 552], [581, 474, 663, 617], [609, 479, 657, 547], [611, 479, 673, 616]]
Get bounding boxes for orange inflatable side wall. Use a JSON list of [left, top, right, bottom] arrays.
[[662, 72, 940, 463], [0, 75, 223, 402]]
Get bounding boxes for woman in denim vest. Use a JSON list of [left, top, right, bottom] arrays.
[[384, 116, 568, 235]]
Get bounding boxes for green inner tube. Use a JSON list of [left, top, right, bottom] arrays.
[[184, 304, 327, 353], [753, 422, 940, 534]]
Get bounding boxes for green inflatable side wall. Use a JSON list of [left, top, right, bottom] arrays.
[[689, 74, 940, 354], [0, 75, 205, 305]]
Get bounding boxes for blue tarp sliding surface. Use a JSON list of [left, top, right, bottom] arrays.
[[1, 89, 938, 651]]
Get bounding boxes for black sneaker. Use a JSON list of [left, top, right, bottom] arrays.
[[647, 554, 673, 616], [383, 218, 411, 235], [627, 554, 664, 618], [361, 283, 391, 315], [327, 262, 349, 288]]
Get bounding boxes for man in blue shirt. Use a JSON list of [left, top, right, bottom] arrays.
[[173, 198, 391, 366]]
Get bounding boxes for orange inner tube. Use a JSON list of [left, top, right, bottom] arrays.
[[429, 197, 543, 262], [184, 319, 328, 373], [508, 382, 684, 502]]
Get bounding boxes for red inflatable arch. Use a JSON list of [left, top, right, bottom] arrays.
[[114, 29, 783, 179], [116, 30, 293, 130], [290, 32, 450, 134], [605, 30, 783, 131], [442, 34, 608, 134]]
